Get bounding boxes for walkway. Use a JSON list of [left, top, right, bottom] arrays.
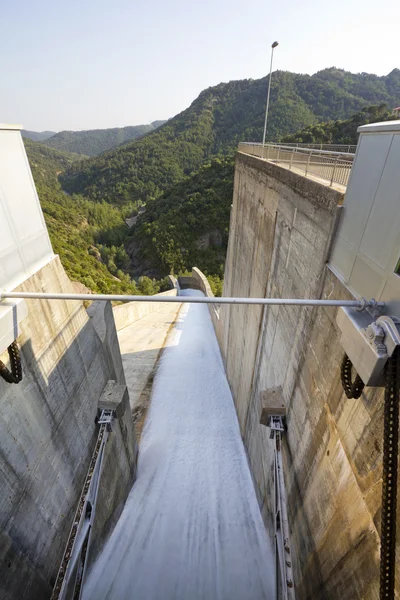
[[83, 290, 274, 600]]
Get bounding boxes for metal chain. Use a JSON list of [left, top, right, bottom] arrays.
[[380, 347, 400, 599], [0, 341, 22, 384], [340, 354, 365, 399]]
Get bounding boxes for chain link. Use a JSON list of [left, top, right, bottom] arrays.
[[340, 354, 365, 399], [380, 347, 400, 599], [0, 341, 22, 384]]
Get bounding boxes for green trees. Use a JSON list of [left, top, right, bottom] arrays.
[[24, 139, 158, 296], [282, 104, 394, 145], [24, 68, 400, 298], [61, 68, 400, 206], [40, 121, 167, 156], [133, 158, 234, 278]]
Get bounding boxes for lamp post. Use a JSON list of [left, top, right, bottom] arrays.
[[262, 41, 279, 147]]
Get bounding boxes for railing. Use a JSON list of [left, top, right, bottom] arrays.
[[238, 142, 355, 188], [277, 142, 356, 154]]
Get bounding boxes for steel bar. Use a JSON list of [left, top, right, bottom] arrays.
[[0, 291, 385, 309]]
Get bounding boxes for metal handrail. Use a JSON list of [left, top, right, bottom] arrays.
[[239, 142, 355, 158], [238, 142, 355, 187], [271, 142, 356, 153]]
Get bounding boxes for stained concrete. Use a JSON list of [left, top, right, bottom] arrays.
[[215, 152, 390, 599], [114, 301, 181, 439]]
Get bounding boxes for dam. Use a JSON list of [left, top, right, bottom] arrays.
[[1, 122, 400, 600]]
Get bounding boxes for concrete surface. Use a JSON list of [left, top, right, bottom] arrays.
[[0, 256, 137, 600], [115, 301, 181, 440], [112, 289, 177, 332], [215, 152, 389, 599]]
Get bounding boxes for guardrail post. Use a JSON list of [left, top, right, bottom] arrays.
[[305, 151, 312, 176], [330, 158, 338, 186], [289, 150, 294, 170]]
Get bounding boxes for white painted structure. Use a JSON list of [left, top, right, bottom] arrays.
[[0, 124, 53, 353], [330, 121, 400, 315], [0, 124, 53, 291]]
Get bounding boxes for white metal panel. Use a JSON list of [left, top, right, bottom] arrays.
[[0, 126, 53, 291], [359, 135, 400, 271], [0, 299, 28, 355], [348, 255, 385, 300], [329, 121, 400, 314], [0, 131, 44, 238], [336, 133, 392, 250]]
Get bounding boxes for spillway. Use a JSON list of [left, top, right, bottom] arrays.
[[83, 290, 274, 600]]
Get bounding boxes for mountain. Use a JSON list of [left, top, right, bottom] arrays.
[[282, 103, 395, 145], [126, 103, 398, 283], [42, 121, 167, 156], [22, 130, 56, 142], [23, 138, 167, 295], [60, 68, 400, 205]]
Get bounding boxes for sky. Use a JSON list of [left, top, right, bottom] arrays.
[[1, 0, 399, 131]]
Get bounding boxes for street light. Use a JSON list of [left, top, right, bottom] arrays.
[[262, 41, 279, 147]]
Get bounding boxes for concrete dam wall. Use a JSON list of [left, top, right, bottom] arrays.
[[215, 151, 387, 599], [0, 256, 137, 600]]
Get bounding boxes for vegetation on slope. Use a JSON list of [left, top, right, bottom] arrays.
[[24, 138, 167, 295], [128, 102, 399, 284], [42, 120, 167, 156], [132, 158, 234, 278], [282, 104, 395, 145], [61, 68, 400, 205], [24, 67, 400, 299]]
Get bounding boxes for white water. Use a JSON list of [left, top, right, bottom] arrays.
[[84, 290, 274, 600]]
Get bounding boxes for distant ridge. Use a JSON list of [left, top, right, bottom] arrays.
[[41, 121, 167, 156], [22, 130, 56, 142]]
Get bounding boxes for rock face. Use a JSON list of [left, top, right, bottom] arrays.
[[194, 229, 223, 250], [214, 152, 384, 599], [125, 238, 162, 279]]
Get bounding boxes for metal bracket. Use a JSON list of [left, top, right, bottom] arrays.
[[337, 308, 400, 386], [51, 411, 115, 600], [260, 397, 295, 599], [97, 408, 115, 431], [267, 415, 285, 440]]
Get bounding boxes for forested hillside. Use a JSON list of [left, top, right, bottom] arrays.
[[24, 138, 167, 295], [282, 104, 394, 145], [42, 120, 167, 156], [24, 67, 400, 298], [61, 68, 400, 205], [127, 102, 399, 283], [131, 158, 234, 279]]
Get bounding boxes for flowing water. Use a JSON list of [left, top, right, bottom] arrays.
[[83, 290, 274, 599]]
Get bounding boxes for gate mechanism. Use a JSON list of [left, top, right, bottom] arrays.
[[260, 389, 295, 600], [337, 306, 400, 600]]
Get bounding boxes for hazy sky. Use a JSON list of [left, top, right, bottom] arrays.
[[1, 0, 399, 131]]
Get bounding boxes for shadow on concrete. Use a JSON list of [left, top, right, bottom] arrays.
[[0, 308, 128, 600]]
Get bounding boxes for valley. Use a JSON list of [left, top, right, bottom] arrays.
[[25, 67, 400, 297]]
